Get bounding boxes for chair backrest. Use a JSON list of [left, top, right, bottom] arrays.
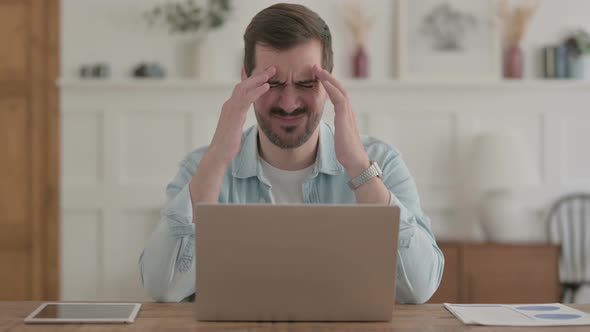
[[546, 193, 590, 285]]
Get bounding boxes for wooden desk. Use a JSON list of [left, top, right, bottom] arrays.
[[1, 302, 589, 331]]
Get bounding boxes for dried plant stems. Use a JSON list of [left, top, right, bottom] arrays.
[[342, 2, 373, 48], [498, 0, 541, 47]]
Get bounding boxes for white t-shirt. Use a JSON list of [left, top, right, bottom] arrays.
[[259, 157, 314, 204]]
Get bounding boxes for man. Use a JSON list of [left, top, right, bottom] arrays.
[[139, 3, 444, 304]]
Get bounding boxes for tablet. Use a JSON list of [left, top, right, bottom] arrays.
[[24, 302, 141, 324]]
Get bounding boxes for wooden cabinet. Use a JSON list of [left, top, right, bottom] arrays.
[[429, 243, 561, 303], [429, 243, 461, 303]]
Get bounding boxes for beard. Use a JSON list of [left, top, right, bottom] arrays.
[[255, 106, 322, 149]]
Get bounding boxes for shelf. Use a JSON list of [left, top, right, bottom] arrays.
[[57, 78, 590, 91]]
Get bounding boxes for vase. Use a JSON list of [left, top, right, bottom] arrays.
[[568, 56, 584, 79], [583, 55, 590, 80], [480, 191, 543, 243], [569, 55, 590, 80], [503, 45, 523, 79], [191, 35, 210, 79], [352, 45, 369, 78]]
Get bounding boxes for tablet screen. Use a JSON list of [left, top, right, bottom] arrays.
[[25, 303, 141, 323], [36, 304, 136, 319]]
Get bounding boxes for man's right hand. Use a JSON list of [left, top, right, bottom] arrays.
[[207, 66, 276, 166], [190, 66, 275, 206]]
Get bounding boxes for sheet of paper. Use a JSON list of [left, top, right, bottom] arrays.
[[444, 303, 590, 326]]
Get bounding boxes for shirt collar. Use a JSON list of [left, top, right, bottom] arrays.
[[231, 120, 344, 179]]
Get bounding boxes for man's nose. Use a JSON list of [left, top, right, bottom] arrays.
[[277, 86, 302, 113]]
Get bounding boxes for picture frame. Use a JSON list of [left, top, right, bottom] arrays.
[[396, 0, 502, 82]]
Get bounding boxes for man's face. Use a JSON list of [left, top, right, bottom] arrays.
[[249, 40, 328, 149]]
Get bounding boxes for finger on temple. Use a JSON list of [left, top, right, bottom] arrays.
[[243, 66, 276, 89], [246, 83, 270, 103]]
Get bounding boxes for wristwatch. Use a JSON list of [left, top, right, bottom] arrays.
[[347, 160, 383, 190]]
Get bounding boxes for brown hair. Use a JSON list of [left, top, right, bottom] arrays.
[[243, 3, 333, 76]]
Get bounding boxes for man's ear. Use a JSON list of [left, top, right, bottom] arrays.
[[241, 66, 247, 81]]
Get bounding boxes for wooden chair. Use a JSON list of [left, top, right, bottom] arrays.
[[546, 193, 590, 303]]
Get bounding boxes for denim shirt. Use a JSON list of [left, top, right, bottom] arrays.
[[139, 121, 444, 304]]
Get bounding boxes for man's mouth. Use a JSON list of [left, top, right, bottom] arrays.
[[273, 115, 305, 126]]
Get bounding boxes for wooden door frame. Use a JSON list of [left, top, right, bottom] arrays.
[[30, 0, 60, 300]]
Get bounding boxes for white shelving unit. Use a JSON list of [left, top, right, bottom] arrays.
[[58, 78, 590, 90]]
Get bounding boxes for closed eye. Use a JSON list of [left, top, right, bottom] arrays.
[[296, 80, 318, 89], [267, 81, 285, 89], [297, 83, 315, 89], [267, 80, 317, 89]]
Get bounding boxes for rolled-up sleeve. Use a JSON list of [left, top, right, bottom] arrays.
[[381, 151, 445, 304], [139, 159, 198, 302]]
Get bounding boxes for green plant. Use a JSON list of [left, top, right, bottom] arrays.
[[565, 30, 590, 57], [144, 0, 232, 34]]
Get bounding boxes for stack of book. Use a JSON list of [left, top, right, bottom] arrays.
[[542, 46, 569, 79]]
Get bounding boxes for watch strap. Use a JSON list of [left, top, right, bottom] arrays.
[[347, 161, 383, 190]]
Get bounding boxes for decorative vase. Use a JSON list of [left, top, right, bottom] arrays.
[[583, 55, 590, 80], [570, 55, 590, 80], [191, 35, 210, 79], [503, 45, 523, 79], [479, 191, 544, 243], [352, 45, 369, 78], [568, 55, 584, 79]]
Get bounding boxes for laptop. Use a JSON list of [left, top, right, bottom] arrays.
[[194, 204, 400, 322]]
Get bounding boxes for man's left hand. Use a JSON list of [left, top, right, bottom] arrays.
[[314, 65, 370, 177]]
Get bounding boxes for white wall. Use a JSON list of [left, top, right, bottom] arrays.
[[62, 0, 394, 79], [62, 0, 590, 80]]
